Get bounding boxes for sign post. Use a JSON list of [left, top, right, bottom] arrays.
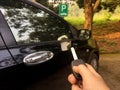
[[59, 4, 68, 17]]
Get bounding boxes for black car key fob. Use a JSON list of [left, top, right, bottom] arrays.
[[71, 47, 85, 80], [71, 59, 85, 80]]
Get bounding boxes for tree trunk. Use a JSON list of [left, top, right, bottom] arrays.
[[84, 0, 101, 30], [84, 0, 93, 30], [93, 0, 101, 12]]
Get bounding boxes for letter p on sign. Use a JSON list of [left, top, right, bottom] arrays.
[[62, 5, 66, 11], [59, 4, 68, 17]]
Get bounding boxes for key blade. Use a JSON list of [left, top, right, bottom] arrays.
[[71, 47, 78, 60]]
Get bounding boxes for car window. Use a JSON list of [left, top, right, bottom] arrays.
[[0, 0, 72, 45]]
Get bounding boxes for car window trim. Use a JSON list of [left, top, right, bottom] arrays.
[[0, 10, 17, 46]]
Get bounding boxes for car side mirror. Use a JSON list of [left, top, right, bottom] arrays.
[[78, 29, 91, 40]]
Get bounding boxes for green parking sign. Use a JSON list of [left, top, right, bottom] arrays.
[[59, 4, 68, 17]]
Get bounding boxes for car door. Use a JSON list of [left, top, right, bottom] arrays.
[[0, 0, 74, 69]]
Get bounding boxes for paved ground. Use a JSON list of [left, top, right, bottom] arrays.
[[26, 54, 120, 90], [99, 54, 120, 90]]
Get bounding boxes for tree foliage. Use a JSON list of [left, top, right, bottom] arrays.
[[101, 0, 120, 12], [76, 0, 101, 12], [76, 0, 96, 8], [36, 0, 59, 13], [76, 0, 120, 12]]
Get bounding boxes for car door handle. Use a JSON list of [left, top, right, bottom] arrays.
[[23, 51, 54, 65], [30, 53, 47, 61]]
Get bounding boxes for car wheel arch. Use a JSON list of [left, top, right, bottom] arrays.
[[87, 50, 99, 71]]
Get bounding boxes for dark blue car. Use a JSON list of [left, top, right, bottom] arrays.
[[0, 0, 99, 76]]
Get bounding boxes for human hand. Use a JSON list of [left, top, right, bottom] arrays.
[[68, 64, 110, 90]]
